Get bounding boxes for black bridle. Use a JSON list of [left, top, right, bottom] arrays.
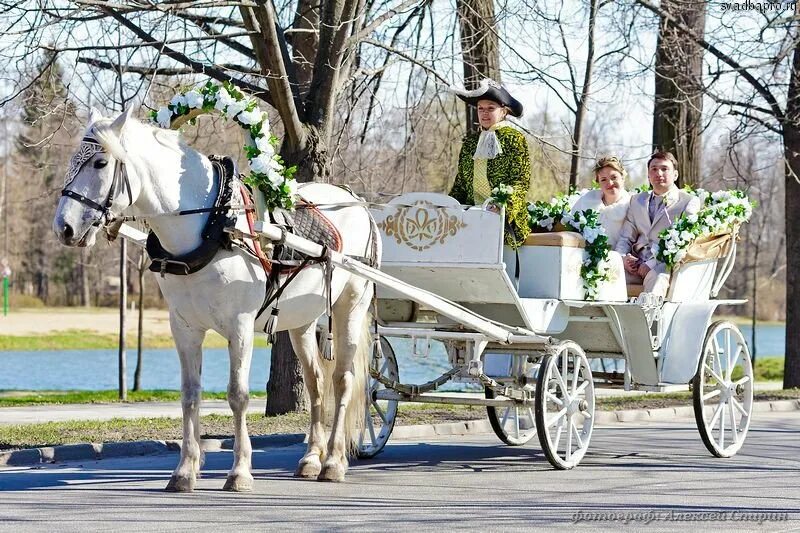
[[61, 137, 133, 228]]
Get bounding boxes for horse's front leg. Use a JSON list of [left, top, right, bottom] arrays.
[[166, 316, 205, 493], [288, 322, 327, 478], [222, 319, 255, 492]]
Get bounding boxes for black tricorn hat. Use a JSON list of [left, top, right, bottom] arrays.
[[451, 79, 524, 118]]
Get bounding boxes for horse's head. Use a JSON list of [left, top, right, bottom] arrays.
[[53, 107, 138, 247]]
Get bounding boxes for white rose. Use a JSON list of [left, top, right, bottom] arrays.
[[285, 179, 298, 197], [583, 227, 599, 243], [225, 99, 247, 120], [266, 168, 284, 187], [686, 213, 698, 224], [170, 94, 187, 107], [674, 250, 687, 263], [214, 88, 235, 111], [540, 217, 554, 230], [249, 154, 273, 175], [156, 107, 172, 128], [254, 136, 275, 157], [185, 90, 204, 109], [237, 107, 265, 126]]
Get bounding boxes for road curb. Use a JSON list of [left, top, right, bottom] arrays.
[[1, 400, 797, 468], [0, 434, 306, 468]]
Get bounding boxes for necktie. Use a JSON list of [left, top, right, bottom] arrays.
[[649, 194, 663, 223]]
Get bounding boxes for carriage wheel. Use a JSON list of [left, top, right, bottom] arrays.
[[693, 321, 754, 458], [534, 341, 595, 470], [356, 336, 399, 459], [485, 357, 538, 446]]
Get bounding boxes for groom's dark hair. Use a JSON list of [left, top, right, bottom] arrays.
[[647, 150, 679, 171]]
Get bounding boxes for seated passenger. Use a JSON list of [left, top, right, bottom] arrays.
[[571, 155, 631, 248], [615, 151, 702, 298], [449, 79, 531, 248]]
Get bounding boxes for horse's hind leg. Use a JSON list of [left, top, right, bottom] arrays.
[[288, 322, 327, 478], [166, 317, 205, 493], [319, 278, 372, 482], [223, 321, 255, 492]]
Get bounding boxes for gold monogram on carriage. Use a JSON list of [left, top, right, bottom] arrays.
[[378, 200, 466, 251]]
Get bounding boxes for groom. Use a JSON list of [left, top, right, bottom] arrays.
[[614, 151, 701, 298]]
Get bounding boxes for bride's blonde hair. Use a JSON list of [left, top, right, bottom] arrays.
[[593, 156, 627, 179]]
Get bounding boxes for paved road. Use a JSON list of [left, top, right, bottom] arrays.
[[0, 412, 797, 531]]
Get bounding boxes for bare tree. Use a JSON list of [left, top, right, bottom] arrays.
[[635, 0, 800, 388], [457, 0, 500, 134], [652, 0, 706, 187]]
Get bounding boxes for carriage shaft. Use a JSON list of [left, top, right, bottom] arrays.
[[374, 389, 530, 407]]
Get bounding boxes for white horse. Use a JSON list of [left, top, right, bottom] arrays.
[[53, 108, 378, 490]]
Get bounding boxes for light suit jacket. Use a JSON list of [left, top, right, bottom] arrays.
[[614, 187, 702, 270]]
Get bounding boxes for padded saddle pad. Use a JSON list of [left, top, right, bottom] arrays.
[[268, 202, 343, 272]]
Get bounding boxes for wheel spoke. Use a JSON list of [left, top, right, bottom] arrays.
[[514, 408, 520, 438], [546, 391, 564, 406], [724, 330, 732, 379], [367, 416, 377, 443], [571, 355, 580, 393], [703, 388, 722, 401], [373, 402, 388, 425], [571, 418, 584, 449], [574, 380, 590, 396], [552, 366, 569, 396], [565, 419, 573, 461], [719, 402, 726, 448], [708, 400, 725, 428], [728, 399, 739, 443], [734, 375, 751, 386], [704, 363, 726, 385], [547, 407, 568, 428], [553, 423, 564, 451], [500, 406, 511, 427], [729, 345, 743, 376], [731, 396, 748, 417]]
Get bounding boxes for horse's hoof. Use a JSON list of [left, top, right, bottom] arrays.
[[294, 459, 322, 479], [317, 462, 346, 482], [165, 474, 195, 493], [223, 474, 253, 492]]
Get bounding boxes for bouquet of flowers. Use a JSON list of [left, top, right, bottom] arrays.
[[526, 190, 612, 300], [150, 80, 298, 211], [654, 189, 753, 268]]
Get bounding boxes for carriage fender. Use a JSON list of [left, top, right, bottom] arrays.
[[658, 302, 719, 384]]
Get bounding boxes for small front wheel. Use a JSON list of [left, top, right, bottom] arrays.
[[485, 387, 537, 446], [356, 336, 399, 459], [535, 341, 595, 470], [693, 321, 754, 458]]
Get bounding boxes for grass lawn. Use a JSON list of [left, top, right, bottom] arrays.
[[0, 330, 269, 351]]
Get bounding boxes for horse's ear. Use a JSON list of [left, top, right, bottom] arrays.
[[88, 106, 102, 126], [110, 107, 135, 137]]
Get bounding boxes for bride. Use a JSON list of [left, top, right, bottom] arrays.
[[571, 155, 631, 248]]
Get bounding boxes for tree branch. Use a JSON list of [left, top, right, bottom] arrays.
[[103, 7, 273, 106], [77, 57, 261, 77]]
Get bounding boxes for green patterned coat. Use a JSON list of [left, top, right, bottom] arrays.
[[449, 126, 531, 248]]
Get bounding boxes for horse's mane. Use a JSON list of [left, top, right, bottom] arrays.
[[90, 115, 187, 162]]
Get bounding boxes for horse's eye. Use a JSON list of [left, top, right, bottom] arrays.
[[93, 159, 108, 169]]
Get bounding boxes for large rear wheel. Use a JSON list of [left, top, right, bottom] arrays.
[[693, 321, 753, 458]]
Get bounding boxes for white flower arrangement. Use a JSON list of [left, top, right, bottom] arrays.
[[655, 188, 753, 268], [527, 191, 611, 300], [150, 81, 298, 210], [489, 183, 514, 206]]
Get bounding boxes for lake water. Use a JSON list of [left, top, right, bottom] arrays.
[[0, 324, 785, 391]]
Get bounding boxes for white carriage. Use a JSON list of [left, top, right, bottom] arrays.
[[364, 192, 751, 468], [253, 191, 753, 470]]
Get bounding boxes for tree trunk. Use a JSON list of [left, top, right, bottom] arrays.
[[456, 0, 500, 135], [133, 250, 146, 391], [652, 0, 705, 187], [569, 0, 599, 190], [265, 332, 310, 414], [782, 38, 800, 389]]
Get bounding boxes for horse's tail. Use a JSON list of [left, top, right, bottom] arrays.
[[320, 308, 372, 456]]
